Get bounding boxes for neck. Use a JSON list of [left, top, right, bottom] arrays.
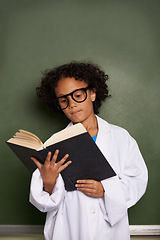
[[82, 114, 98, 137]]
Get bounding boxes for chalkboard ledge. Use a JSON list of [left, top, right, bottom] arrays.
[[0, 225, 43, 235], [0, 225, 159, 236], [130, 225, 160, 235]]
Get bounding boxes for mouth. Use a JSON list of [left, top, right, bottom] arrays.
[[71, 110, 81, 115]]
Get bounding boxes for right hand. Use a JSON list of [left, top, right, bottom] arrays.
[[31, 150, 71, 195]]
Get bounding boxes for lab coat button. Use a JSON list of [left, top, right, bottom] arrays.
[[91, 208, 95, 214]]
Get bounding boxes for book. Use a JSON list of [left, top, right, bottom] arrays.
[[6, 123, 116, 191]]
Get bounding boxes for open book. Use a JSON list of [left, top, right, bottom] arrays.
[[6, 123, 116, 191]]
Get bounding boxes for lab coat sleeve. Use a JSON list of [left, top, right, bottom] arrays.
[[101, 176, 128, 226], [101, 130, 148, 227], [117, 136, 148, 208], [29, 168, 65, 213]]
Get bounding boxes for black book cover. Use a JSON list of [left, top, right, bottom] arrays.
[[6, 132, 116, 191]]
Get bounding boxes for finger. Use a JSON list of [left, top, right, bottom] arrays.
[[50, 149, 59, 166], [76, 187, 93, 194], [77, 179, 95, 184], [83, 191, 97, 197], [58, 160, 72, 173], [76, 181, 104, 198], [56, 154, 69, 168], [75, 180, 97, 190], [76, 185, 98, 197], [31, 157, 42, 170], [75, 183, 93, 189], [44, 152, 52, 165]]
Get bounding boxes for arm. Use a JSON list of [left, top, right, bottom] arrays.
[[29, 150, 72, 213], [101, 133, 148, 226], [76, 130, 148, 226], [115, 137, 148, 208]]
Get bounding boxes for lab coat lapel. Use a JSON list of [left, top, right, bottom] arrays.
[[95, 116, 111, 156]]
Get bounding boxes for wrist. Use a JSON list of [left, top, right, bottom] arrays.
[[43, 181, 56, 195]]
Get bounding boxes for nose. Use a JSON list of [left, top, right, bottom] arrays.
[[68, 96, 77, 108]]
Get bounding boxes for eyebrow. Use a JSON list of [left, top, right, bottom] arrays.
[[57, 93, 67, 97]]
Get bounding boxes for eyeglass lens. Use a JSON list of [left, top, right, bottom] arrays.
[[57, 88, 88, 110]]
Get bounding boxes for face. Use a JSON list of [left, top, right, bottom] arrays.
[[54, 77, 96, 125]]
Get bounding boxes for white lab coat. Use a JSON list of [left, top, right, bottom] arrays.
[[30, 116, 148, 240]]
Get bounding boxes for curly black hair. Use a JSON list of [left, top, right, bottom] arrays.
[[36, 61, 110, 114]]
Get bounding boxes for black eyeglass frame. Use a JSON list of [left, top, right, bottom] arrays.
[[55, 86, 91, 110]]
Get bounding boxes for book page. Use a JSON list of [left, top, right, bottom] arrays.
[[7, 129, 43, 150], [43, 123, 87, 148], [7, 123, 86, 150], [18, 130, 43, 144], [7, 137, 43, 150]]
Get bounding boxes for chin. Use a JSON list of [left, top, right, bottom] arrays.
[[71, 116, 84, 124], [72, 119, 81, 124], [68, 114, 82, 124]]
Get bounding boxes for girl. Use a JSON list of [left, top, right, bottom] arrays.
[[30, 61, 148, 240]]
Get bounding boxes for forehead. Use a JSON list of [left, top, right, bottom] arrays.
[[54, 77, 88, 97]]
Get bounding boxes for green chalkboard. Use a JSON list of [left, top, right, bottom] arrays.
[[0, 0, 160, 225]]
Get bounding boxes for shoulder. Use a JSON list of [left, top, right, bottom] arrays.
[[97, 116, 136, 144], [110, 123, 131, 138], [97, 115, 131, 136]]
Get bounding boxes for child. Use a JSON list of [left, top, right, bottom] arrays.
[[30, 61, 148, 240]]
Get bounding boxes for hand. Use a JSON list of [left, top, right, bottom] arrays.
[[75, 179, 104, 198], [31, 150, 71, 194]]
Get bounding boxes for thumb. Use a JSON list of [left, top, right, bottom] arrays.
[[31, 157, 42, 170]]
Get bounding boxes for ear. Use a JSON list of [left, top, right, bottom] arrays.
[[90, 88, 96, 102]]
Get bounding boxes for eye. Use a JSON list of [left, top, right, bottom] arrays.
[[59, 97, 67, 104], [75, 92, 82, 98], [74, 90, 84, 99]]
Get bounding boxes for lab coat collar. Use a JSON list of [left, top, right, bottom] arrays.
[[96, 115, 111, 135], [67, 115, 111, 136]]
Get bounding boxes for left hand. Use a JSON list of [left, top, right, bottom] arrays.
[[75, 179, 104, 198]]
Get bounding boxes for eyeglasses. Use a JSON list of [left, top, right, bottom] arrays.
[[56, 86, 90, 110]]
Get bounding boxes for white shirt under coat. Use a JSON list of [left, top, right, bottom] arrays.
[[30, 116, 148, 240]]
